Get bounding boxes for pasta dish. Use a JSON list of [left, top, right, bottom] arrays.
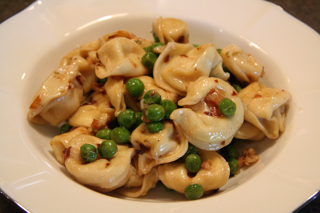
[[27, 17, 291, 200]]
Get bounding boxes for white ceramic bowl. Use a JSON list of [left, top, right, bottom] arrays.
[[1, 0, 320, 212]]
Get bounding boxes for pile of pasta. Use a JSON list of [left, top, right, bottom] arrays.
[[28, 17, 291, 199]]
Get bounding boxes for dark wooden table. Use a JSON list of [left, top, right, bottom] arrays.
[[0, 1, 319, 212]]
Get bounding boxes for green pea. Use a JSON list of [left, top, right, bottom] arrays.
[[216, 48, 222, 54], [225, 145, 239, 159], [96, 129, 112, 140], [126, 78, 145, 97], [97, 77, 108, 84], [117, 109, 136, 129], [143, 89, 161, 105], [80, 144, 98, 163], [147, 122, 164, 133], [145, 104, 165, 122], [144, 42, 165, 53], [142, 52, 158, 70], [232, 84, 242, 93], [228, 158, 238, 176], [218, 98, 237, 117], [99, 140, 118, 159], [185, 154, 201, 173], [134, 111, 143, 128], [181, 143, 198, 161], [185, 184, 204, 200], [111, 127, 130, 144], [193, 44, 199, 48], [60, 123, 72, 134], [160, 99, 177, 120], [153, 32, 160, 42]]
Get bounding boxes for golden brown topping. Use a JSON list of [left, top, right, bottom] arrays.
[[237, 147, 259, 168], [201, 159, 212, 170]]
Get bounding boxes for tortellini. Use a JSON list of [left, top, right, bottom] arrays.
[[220, 44, 264, 85], [104, 76, 126, 117], [28, 65, 83, 126], [154, 42, 229, 96], [50, 127, 93, 165], [64, 134, 135, 192], [95, 37, 150, 78], [130, 121, 188, 175], [236, 82, 291, 139], [153, 16, 189, 44], [60, 49, 98, 94], [170, 76, 244, 150], [158, 150, 229, 194], [116, 167, 159, 197], [68, 91, 115, 131]]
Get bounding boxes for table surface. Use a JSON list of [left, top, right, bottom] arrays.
[[0, 0, 319, 212]]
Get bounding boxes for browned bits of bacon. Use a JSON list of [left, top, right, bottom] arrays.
[[237, 147, 259, 168], [201, 159, 212, 170], [180, 54, 188, 58], [254, 94, 262, 98], [221, 141, 225, 146], [63, 147, 71, 162], [91, 119, 102, 132], [140, 144, 150, 153], [75, 75, 84, 85], [92, 82, 106, 93], [29, 95, 41, 109], [68, 81, 74, 90], [96, 52, 100, 60], [106, 162, 110, 167], [232, 90, 237, 96], [164, 55, 170, 63], [214, 79, 218, 83], [203, 89, 225, 117], [177, 36, 185, 43]]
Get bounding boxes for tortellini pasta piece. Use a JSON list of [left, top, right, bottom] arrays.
[[95, 37, 150, 79], [153, 16, 189, 44], [130, 121, 188, 175], [158, 150, 229, 194], [170, 76, 244, 150], [104, 76, 127, 117], [64, 134, 135, 191], [237, 82, 291, 139], [154, 42, 229, 96], [79, 39, 102, 64], [116, 167, 159, 197], [60, 53, 97, 94], [68, 92, 115, 131], [28, 65, 83, 126], [235, 121, 266, 141], [50, 127, 93, 165], [220, 44, 264, 85]]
